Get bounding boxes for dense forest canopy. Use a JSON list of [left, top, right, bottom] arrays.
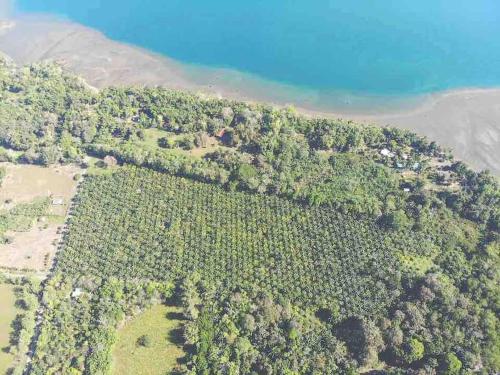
[[0, 54, 498, 374]]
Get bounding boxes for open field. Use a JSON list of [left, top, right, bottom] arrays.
[[0, 163, 81, 271], [0, 225, 59, 271], [136, 128, 231, 158], [112, 304, 185, 375], [0, 283, 16, 373], [0, 163, 81, 213], [137, 128, 178, 151]]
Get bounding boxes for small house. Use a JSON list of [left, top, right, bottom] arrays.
[[52, 198, 64, 206], [71, 288, 83, 298], [103, 155, 118, 167], [380, 148, 395, 158]]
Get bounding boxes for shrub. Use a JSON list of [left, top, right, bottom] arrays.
[[136, 334, 152, 348]]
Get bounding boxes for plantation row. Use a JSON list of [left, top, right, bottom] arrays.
[[59, 166, 432, 316]]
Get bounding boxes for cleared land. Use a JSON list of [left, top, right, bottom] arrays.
[[0, 226, 59, 271], [0, 163, 81, 271], [0, 163, 80, 211], [135, 128, 231, 159], [0, 283, 16, 373], [112, 304, 185, 375]]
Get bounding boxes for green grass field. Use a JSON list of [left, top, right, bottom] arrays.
[[0, 283, 16, 373], [136, 128, 175, 151], [136, 128, 230, 158], [112, 304, 185, 375]]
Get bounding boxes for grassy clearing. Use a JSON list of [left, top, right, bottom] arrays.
[[132, 128, 182, 154], [85, 156, 121, 176], [399, 253, 436, 275], [139, 128, 180, 150], [0, 283, 16, 373], [0, 163, 81, 216], [0, 163, 82, 271], [136, 128, 231, 159], [112, 304, 185, 375]]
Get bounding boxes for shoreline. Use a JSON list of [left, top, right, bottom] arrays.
[[0, 15, 499, 174], [0, 14, 452, 116]]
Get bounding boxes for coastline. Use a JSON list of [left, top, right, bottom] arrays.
[[0, 15, 499, 174]]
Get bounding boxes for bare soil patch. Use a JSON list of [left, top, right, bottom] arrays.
[[0, 224, 60, 271], [0, 163, 82, 271]]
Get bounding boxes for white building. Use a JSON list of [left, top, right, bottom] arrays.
[[380, 148, 395, 158], [52, 198, 64, 206]]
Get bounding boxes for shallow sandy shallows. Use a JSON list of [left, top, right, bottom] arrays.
[[0, 16, 499, 174], [0, 163, 81, 271], [350, 90, 500, 175]]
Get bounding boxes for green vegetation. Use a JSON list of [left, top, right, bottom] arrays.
[[0, 198, 49, 243], [30, 275, 174, 375], [1, 57, 498, 225], [112, 304, 185, 375], [28, 167, 499, 374], [60, 167, 415, 315], [0, 283, 16, 373], [0, 275, 40, 375], [0, 56, 498, 374]]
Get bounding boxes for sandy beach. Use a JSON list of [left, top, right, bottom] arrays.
[[0, 15, 499, 174]]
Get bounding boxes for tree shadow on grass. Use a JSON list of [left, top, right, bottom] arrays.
[[165, 326, 194, 369], [164, 296, 181, 307], [166, 311, 184, 320], [167, 327, 184, 346]]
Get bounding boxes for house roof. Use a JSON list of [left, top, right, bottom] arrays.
[[52, 198, 64, 205], [380, 148, 395, 157]]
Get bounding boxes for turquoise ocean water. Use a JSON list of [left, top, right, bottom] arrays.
[[14, 0, 500, 109]]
